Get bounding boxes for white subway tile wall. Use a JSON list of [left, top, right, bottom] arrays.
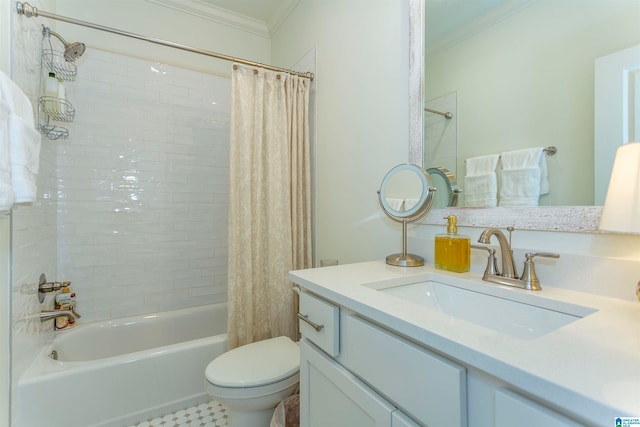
[[58, 49, 231, 322], [10, 2, 60, 413]]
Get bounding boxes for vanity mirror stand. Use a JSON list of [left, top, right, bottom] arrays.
[[377, 164, 435, 267]]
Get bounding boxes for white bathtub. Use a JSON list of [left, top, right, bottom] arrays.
[[17, 303, 228, 427]]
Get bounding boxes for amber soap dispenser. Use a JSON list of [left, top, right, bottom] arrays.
[[435, 215, 470, 273]]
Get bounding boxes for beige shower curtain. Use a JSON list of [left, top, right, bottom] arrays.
[[227, 64, 312, 349]]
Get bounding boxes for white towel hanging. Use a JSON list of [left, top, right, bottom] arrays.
[[464, 154, 499, 207], [499, 147, 547, 206], [0, 70, 41, 208], [0, 100, 13, 211]]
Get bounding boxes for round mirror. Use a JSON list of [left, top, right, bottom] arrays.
[[377, 164, 435, 266], [379, 164, 433, 221], [426, 167, 461, 208]]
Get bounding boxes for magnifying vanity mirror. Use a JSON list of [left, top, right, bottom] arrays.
[[426, 166, 460, 207], [378, 164, 435, 266]]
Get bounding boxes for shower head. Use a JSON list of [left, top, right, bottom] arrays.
[[63, 41, 86, 62], [44, 27, 86, 62]]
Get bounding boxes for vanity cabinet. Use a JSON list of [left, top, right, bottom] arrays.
[[300, 340, 416, 427], [298, 290, 464, 427], [494, 388, 584, 427], [290, 260, 623, 426], [297, 286, 589, 427]]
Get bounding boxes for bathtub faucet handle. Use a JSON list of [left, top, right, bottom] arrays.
[[40, 309, 81, 322]]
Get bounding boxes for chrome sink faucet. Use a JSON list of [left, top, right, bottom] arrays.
[[40, 309, 81, 322], [477, 228, 518, 278], [476, 228, 559, 291]]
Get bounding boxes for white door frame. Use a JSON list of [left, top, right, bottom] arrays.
[[594, 44, 640, 205]]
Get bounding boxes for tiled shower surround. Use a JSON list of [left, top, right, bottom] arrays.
[[58, 49, 231, 322]]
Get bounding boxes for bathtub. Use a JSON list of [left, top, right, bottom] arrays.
[[17, 303, 227, 427]]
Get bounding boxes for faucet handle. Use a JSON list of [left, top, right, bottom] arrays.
[[520, 252, 560, 291], [472, 244, 500, 278], [526, 252, 560, 260]]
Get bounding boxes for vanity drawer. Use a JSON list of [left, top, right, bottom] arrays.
[[495, 389, 584, 427], [340, 314, 467, 427], [298, 291, 339, 357]]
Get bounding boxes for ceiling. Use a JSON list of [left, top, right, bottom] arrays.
[[195, 0, 535, 48], [424, 0, 536, 55]]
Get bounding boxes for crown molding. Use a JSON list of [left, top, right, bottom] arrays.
[[425, 0, 537, 58], [145, 0, 271, 38]]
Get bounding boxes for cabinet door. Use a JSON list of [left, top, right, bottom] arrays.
[[340, 313, 466, 427], [300, 340, 394, 427], [392, 411, 420, 427], [495, 389, 585, 427]]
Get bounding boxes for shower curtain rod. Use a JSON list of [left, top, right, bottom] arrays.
[[15, 2, 314, 80]]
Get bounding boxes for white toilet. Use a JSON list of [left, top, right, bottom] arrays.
[[204, 336, 300, 427]]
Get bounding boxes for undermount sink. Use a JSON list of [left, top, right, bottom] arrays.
[[375, 279, 597, 340]]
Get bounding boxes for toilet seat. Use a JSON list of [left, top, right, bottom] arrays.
[[205, 336, 299, 388]]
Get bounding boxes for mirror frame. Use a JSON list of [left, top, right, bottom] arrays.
[[408, 0, 602, 232]]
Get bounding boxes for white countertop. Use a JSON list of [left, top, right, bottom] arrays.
[[289, 261, 640, 426]]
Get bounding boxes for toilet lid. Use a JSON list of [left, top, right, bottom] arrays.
[[205, 336, 300, 388]]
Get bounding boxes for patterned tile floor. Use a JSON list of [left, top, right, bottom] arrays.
[[129, 401, 228, 427]]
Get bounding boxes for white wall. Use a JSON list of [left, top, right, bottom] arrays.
[[55, 0, 271, 78], [271, 0, 411, 265], [426, 0, 640, 206]]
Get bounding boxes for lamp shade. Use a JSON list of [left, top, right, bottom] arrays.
[[599, 142, 640, 234]]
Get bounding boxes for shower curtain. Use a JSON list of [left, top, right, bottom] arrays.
[[227, 63, 312, 349]]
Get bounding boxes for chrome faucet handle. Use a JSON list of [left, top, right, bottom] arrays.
[[471, 244, 500, 278], [40, 309, 81, 322], [520, 252, 560, 291]]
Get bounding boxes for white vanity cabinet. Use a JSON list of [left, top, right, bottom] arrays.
[[290, 261, 629, 426], [494, 389, 585, 427], [298, 290, 465, 427], [300, 340, 415, 427]]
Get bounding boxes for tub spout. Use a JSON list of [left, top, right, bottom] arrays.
[[40, 309, 81, 322]]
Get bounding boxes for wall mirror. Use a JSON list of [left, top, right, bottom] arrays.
[[408, 0, 640, 231], [378, 164, 435, 266]]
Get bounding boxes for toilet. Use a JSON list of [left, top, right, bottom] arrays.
[[204, 336, 300, 427]]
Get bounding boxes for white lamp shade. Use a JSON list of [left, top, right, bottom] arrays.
[[599, 142, 640, 234]]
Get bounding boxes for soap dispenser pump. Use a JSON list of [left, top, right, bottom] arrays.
[[435, 215, 470, 273]]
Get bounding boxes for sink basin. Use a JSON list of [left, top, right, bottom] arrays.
[[376, 280, 597, 340]]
